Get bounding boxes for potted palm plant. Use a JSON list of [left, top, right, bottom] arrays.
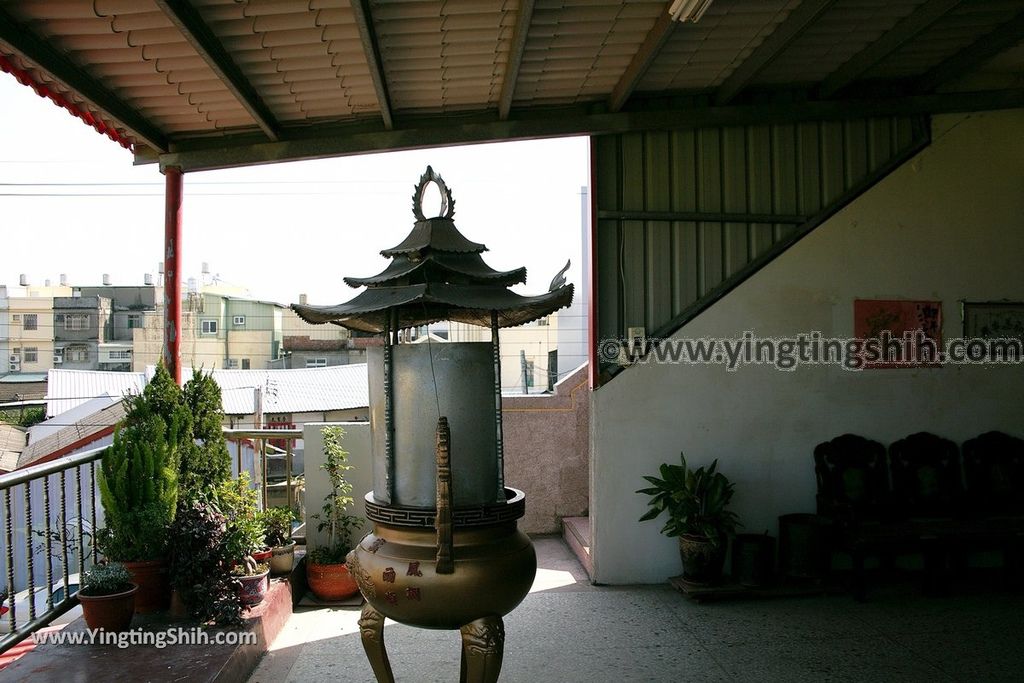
[[97, 363, 183, 613], [261, 506, 298, 576], [307, 426, 363, 601], [637, 452, 740, 584], [78, 562, 137, 632]]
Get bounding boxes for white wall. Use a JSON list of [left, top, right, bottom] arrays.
[[591, 110, 1024, 583]]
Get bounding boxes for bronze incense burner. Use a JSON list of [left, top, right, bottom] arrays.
[[293, 167, 573, 682]]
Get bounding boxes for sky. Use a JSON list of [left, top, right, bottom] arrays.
[[0, 75, 589, 308]]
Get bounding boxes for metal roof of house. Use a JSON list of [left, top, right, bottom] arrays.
[[45, 364, 369, 418], [45, 368, 146, 418], [207, 364, 368, 414], [0, 424, 27, 473], [18, 399, 124, 470], [0, 0, 1020, 172]]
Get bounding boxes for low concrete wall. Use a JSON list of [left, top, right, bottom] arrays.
[[502, 363, 589, 534]]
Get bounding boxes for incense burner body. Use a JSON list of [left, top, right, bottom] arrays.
[[347, 510, 535, 630]]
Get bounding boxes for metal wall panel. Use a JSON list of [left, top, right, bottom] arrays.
[[594, 115, 929, 370]]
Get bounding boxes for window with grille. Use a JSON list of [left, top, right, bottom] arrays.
[[65, 314, 89, 331]]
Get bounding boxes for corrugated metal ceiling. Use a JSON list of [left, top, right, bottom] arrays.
[[0, 0, 1020, 163]]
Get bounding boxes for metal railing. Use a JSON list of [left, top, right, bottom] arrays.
[[0, 445, 105, 656], [0, 427, 304, 656]]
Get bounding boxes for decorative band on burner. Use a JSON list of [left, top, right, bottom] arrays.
[[363, 488, 526, 528]]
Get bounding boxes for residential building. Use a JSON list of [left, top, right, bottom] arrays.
[[52, 295, 114, 371], [132, 291, 286, 370], [277, 303, 367, 369], [5, 292, 59, 376], [449, 314, 561, 392], [0, 286, 7, 374], [80, 284, 161, 370], [555, 187, 591, 379]]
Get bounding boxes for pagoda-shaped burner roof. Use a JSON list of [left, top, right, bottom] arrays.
[[292, 167, 573, 333]]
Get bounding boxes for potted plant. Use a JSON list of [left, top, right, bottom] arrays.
[[167, 368, 240, 620], [219, 474, 271, 607], [167, 498, 242, 625], [261, 506, 298, 576], [179, 368, 232, 496], [307, 426, 363, 601], [232, 556, 271, 607], [97, 363, 183, 612], [77, 562, 138, 632], [637, 452, 740, 584]]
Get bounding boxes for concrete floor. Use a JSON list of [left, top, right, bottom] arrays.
[[248, 537, 1024, 683]]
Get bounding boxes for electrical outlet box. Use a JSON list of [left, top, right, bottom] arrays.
[[627, 326, 646, 341]]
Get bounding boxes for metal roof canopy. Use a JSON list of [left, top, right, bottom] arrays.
[[0, 0, 1021, 174]]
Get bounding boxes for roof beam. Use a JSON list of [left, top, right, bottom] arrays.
[[609, 8, 676, 113], [912, 9, 1024, 94], [0, 6, 166, 152], [151, 88, 1024, 173], [350, 0, 393, 130], [154, 0, 279, 141], [714, 0, 837, 106], [499, 0, 535, 120], [820, 0, 961, 98]]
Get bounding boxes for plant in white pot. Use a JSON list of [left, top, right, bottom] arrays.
[[637, 452, 740, 584], [219, 474, 270, 607], [261, 506, 298, 576]]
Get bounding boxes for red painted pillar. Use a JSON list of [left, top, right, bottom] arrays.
[[163, 166, 183, 385]]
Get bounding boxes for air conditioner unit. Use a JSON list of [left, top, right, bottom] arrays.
[[8, 363, 19, 372], [8, 355, 18, 363], [53, 355, 63, 364]]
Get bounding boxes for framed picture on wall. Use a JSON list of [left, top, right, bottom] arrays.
[[962, 301, 1024, 347], [853, 299, 942, 368]]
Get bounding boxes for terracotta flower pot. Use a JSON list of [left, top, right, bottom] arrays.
[[251, 548, 273, 564], [269, 541, 297, 576], [238, 569, 270, 607], [123, 559, 170, 613], [306, 561, 359, 601], [79, 584, 138, 632]]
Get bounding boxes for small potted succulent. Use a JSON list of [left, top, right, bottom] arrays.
[[307, 426, 363, 601], [261, 506, 298, 576], [77, 562, 138, 632], [637, 452, 740, 584]]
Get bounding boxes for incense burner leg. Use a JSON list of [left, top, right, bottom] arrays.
[[459, 616, 505, 683], [359, 603, 395, 683]]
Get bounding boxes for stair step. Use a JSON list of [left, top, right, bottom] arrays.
[[562, 516, 593, 579]]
